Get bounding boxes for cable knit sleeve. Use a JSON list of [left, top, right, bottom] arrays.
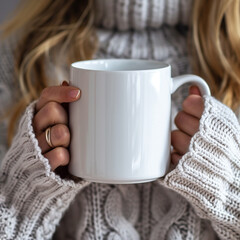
[[0, 101, 90, 240], [159, 96, 240, 239], [0, 39, 90, 239]]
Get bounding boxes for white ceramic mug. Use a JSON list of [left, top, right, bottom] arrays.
[[69, 59, 210, 184]]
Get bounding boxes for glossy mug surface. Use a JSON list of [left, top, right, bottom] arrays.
[[69, 59, 210, 184]]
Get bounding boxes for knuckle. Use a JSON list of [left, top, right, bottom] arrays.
[[44, 102, 65, 120], [40, 102, 68, 126], [182, 95, 204, 117], [182, 96, 191, 109], [171, 130, 179, 140], [183, 95, 202, 108], [55, 147, 69, 165], [171, 130, 183, 143], [53, 125, 70, 145], [174, 111, 184, 125], [46, 101, 60, 113]]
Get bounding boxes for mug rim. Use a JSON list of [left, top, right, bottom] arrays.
[[71, 59, 170, 72]]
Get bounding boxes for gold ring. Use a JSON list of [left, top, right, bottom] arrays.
[[45, 127, 54, 148]]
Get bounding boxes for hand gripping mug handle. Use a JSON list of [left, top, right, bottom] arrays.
[[171, 74, 211, 96]]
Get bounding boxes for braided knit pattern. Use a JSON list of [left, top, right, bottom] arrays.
[[1, 0, 240, 239], [161, 96, 240, 239], [0, 102, 90, 240]]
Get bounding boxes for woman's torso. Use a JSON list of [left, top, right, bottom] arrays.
[[54, 1, 216, 239], [0, 0, 218, 239]]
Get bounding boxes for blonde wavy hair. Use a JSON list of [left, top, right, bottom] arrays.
[[1, 0, 240, 144], [1, 0, 97, 144], [192, 0, 240, 110]]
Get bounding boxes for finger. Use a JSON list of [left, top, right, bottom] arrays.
[[33, 102, 68, 134], [174, 111, 200, 136], [37, 124, 70, 154], [182, 95, 204, 119], [171, 130, 191, 155], [171, 152, 182, 165], [44, 147, 70, 171], [36, 86, 80, 111], [189, 85, 201, 96]]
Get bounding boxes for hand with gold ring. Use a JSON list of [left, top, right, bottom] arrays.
[[32, 81, 81, 171]]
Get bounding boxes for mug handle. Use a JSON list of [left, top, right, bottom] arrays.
[[171, 74, 211, 96]]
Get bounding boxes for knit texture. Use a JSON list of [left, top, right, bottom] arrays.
[[0, 101, 90, 239], [161, 96, 240, 239], [94, 0, 192, 30], [0, 0, 240, 239]]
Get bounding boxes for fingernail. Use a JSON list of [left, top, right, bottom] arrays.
[[61, 80, 69, 86], [69, 89, 80, 98]]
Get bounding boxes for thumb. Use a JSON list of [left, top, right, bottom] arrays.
[[189, 85, 201, 96]]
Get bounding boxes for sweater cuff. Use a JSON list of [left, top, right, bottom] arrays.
[[0, 101, 90, 239], [159, 96, 240, 239]]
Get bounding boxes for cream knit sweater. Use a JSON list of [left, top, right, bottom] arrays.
[[0, 0, 240, 239]]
